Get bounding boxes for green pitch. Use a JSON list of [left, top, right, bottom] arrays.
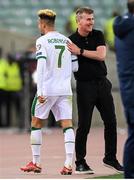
[[93, 173, 124, 179]]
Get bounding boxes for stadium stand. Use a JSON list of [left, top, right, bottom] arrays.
[[0, 0, 126, 37]]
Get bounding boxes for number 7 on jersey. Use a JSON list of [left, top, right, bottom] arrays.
[[55, 45, 65, 68]]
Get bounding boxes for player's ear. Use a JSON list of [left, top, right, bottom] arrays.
[[43, 23, 46, 28]]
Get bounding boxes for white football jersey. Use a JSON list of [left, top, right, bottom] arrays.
[[36, 31, 78, 96]]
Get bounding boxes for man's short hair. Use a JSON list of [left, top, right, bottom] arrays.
[[76, 7, 94, 22], [76, 7, 94, 15], [38, 9, 56, 25]]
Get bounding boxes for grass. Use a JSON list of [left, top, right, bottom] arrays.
[[93, 173, 124, 179]]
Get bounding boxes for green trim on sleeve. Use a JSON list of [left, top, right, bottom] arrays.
[[36, 56, 47, 60]]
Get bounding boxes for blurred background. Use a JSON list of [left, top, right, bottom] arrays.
[[0, 0, 127, 132]]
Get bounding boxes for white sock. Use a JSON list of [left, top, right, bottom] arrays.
[[31, 128, 42, 165], [64, 128, 75, 168]]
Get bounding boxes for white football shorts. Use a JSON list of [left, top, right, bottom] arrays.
[[31, 95, 72, 121]]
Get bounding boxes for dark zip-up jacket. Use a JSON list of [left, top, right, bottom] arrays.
[[113, 13, 134, 107], [113, 13, 134, 77]]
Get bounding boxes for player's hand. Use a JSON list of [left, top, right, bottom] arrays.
[[38, 96, 46, 103], [67, 41, 80, 55]]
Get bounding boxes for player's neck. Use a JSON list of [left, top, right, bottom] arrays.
[[44, 27, 55, 34]]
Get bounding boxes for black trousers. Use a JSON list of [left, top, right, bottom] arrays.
[[75, 78, 117, 166]]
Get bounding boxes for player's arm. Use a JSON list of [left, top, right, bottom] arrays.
[[36, 38, 47, 103], [36, 59, 46, 103]]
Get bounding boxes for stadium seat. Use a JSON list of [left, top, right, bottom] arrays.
[[0, 0, 126, 36]]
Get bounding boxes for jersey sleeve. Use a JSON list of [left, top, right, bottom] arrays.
[[36, 37, 47, 60], [71, 54, 78, 72], [36, 38, 47, 97]]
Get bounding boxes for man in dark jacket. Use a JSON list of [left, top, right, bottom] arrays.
[[113, 0, 134, 178]]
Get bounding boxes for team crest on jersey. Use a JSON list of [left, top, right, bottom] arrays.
[[36, 44, 41, 51]]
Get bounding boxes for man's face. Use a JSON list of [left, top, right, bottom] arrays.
[[77, 13, 94, 32]]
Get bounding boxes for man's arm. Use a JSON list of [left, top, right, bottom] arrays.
[[67, 42, 106, 61], [113, 14, 134, 38]]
